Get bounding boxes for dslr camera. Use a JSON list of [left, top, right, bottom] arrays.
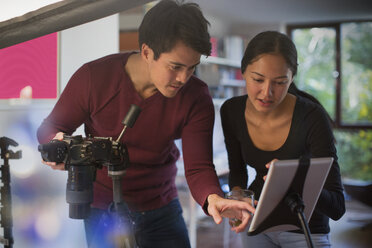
[[38, 134, 129, 219], [38, 104, 141, 220]]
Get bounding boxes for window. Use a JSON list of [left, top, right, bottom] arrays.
[[292, 27, 336, 119], [288, 21, 372, 128], [288, 21, 372, 180]]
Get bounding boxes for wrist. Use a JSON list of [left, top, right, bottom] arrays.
[[207, 193, 221, 204]]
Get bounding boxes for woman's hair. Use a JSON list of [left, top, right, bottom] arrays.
[[241, 31, 297, 76], [241, 31, 334, 125], [138, 0, 211, 60]]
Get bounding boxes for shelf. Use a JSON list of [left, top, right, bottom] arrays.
[[220, 78, 245, 87], [200, 55, 240, 68]]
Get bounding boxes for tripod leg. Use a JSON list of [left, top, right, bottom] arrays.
[[110, 175, 137, 248], [1, 161, 14, 248]]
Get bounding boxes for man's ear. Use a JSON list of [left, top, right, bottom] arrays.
[[141, 43, 153, 61]]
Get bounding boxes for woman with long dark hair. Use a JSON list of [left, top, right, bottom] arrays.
[[221, 31, 345, 247]]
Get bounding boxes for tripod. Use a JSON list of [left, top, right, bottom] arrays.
[[104, 104, 142, 248], [0, 137, 22, 248], [107, 167, 137, 248]]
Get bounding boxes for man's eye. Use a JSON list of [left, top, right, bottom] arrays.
[[276, 81, 288, 85], [170, 65, 181, 71], [188, 65, 196, 71]]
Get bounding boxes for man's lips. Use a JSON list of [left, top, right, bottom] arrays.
[[169, 84, 183, 90]]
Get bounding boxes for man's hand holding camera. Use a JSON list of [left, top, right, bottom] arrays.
[[42, 132, 65, 170]]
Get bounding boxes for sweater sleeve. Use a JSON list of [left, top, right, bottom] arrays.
[[181, 87, 224, 213], [37, 64, 91, 144], [306, 106, 345, 220], [220, 99, 248, 190]]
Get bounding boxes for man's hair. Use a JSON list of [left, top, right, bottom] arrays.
[[138, 0, 211, 60]]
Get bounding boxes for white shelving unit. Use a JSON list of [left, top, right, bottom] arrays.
[[197, 55, 245, 99], [187, 54, 246, 248], [220, 78, 245, 87], [200, 55, 241, 68]]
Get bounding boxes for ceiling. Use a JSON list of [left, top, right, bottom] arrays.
[[119, 0, 372, 37], [0, 0, 153, 49], [1, 0, 372, 49], [0, 0, 63, 22], [193, 0, 372, 25]]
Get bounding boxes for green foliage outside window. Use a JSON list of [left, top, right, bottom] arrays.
[[341, 22, 372, 125], [293, 28, 336, 119], [334, 130, 372, 180]]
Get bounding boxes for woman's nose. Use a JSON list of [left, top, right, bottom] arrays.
[[262, 82, 273, 97]]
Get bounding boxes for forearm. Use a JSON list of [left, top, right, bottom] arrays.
[[317, 188, 345, 220], [37, 118, 72, 144], [186, 165, 224, 213]]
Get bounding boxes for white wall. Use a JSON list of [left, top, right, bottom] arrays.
[[0, 14, 119, 248], [60, 15, 119, 90]]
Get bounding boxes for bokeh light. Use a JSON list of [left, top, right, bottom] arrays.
[[35, 206, 61, 240], [9, 144, 38, 179]]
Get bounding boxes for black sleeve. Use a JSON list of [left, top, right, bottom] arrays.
[[220, 99, 248, 190], [306, 106, 345, 220]]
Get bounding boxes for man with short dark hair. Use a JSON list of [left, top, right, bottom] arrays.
[[37, 0, 254, 247]]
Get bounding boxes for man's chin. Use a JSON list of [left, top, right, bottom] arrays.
[[161, 89, 179, 98], [163, 93, 177, 98]]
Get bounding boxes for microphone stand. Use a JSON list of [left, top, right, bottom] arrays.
[[0, 137, 22, 248]]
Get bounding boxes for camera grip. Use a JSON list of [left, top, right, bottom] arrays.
[[38, 140, 68, 163]]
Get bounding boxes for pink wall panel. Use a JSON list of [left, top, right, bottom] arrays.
[[0, 33, 58, 99]]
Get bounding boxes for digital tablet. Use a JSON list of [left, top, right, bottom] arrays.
[[248, 157, 333, 235]]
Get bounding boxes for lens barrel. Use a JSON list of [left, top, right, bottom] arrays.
[[66, 165, 94, 219]]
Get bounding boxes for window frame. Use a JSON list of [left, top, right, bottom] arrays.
[[287, 20, 372, 130]]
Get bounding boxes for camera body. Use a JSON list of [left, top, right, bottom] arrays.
[[38, 134, 130, 219], [39, 134, 129, 170]]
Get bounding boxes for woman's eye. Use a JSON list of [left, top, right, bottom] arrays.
[[276, 81, 288, 85], [253, 78, 263, 83]]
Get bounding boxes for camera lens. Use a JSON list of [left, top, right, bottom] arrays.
[[66, 165, 94, 219]]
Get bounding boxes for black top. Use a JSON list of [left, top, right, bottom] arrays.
[[220, 95, 345, 234]]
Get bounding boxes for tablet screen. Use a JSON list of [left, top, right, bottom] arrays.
[[248, 157, 333, 235]]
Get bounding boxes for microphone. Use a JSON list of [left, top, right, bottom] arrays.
[[116, 104, 142, 142]]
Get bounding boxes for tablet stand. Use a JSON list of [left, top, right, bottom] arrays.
[[247, 156, 314, 248]]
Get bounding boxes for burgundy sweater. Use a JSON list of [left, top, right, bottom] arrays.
[[37, 53, 223, 212]]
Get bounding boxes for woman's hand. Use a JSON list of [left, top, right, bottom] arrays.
[[263, 158, 278, 181]]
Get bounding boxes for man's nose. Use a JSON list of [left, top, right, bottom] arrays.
[[176, 70, 191, 83]]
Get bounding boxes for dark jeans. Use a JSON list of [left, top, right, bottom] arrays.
[[84, 198, 191, 248]]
